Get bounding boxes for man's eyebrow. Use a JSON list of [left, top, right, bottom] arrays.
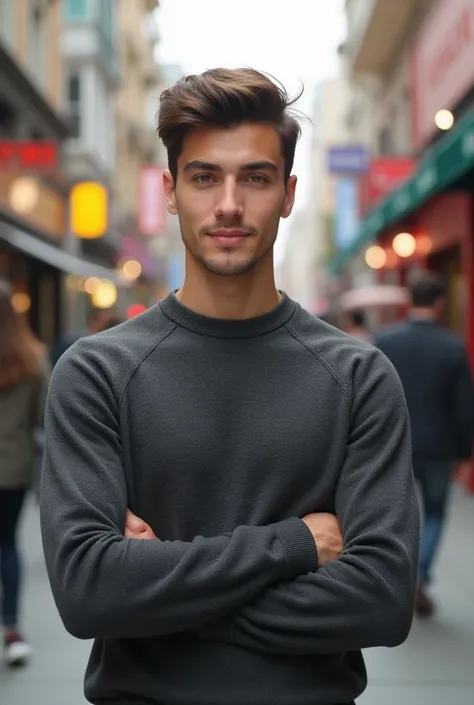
[[182, 160, 280, 174], [183, 160, 223, 172], [241, 161, 279, 173]]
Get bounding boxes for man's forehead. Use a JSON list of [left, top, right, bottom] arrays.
[[179, 124, 283, 166]]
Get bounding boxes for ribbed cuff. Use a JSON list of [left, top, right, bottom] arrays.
[[272, 517, 318, 576]]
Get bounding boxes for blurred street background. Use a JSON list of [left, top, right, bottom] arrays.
[[2, 0, 474, 703]]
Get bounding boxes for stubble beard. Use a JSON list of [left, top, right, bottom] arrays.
[[182, 227, 278, 278], [194, 250, 260, 277]]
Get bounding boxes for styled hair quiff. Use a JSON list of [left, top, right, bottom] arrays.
[[157, 68, 302, 183]]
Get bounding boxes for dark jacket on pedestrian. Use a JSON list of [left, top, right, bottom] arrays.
[[375, 318, 474, 462]]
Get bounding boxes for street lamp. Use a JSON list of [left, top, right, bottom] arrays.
[[434, 109, 454, 131], [393, 232, 416, 258], [365, 245, 387, 270]]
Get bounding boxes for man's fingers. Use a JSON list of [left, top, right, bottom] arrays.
[[125, 509, 158, 540], [126, 527, 156, 540], [126, 509, 148, 533]]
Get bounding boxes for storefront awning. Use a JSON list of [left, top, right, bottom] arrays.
[[329, 107, 474, 275], [0, 222, 122, 284]]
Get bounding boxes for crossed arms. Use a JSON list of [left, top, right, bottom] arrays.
[[40, 346, 420, 654]]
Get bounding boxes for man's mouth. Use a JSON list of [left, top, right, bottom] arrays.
[[207, 229, 250, 247]]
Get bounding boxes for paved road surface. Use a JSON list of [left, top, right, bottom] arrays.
[[2, 485, 474, 705]]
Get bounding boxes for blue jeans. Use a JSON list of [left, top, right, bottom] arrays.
[[413, 460, 453, 586], [0, 489, 26, 628]]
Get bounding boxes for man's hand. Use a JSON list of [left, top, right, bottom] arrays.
[[125, 510, 157, 540], [124, 509, 342, 567], [302, 513, 343, 567]]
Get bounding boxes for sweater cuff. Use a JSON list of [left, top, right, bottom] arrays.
[[272, 517, 318, 576]]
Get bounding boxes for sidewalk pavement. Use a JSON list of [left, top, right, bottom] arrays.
[[1, 485, 474, 705]]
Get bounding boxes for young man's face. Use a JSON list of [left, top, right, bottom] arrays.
[[164, 123, 297, 277]]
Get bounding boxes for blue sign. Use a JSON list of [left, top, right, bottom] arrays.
[[334, 178, 360, 251], [327, 145, 368, 175]]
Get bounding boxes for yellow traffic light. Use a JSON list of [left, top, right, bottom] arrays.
[[70, 182, 108, 239]]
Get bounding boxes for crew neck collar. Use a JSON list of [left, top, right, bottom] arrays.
[[159, 290, 297, 338]]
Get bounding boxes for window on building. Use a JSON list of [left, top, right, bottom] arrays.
[[64, 0, 87, 19], [27, 2, 47, 91], [67, 73, 82, 137], [96, 0, 117, 77], [98, 0, 114, 45]]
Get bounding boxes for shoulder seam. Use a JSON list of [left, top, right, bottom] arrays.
[[284, 323, 351, 405], [118, 322, 178, 406]]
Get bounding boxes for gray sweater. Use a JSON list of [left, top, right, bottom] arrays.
[[40, 293, 420, 705]]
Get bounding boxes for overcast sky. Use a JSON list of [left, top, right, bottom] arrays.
[[156, 0, 346, 263]]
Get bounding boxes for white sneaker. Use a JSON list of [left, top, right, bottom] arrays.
[[4, 632, 33, 667]]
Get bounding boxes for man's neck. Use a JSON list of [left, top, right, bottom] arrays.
[[176, 265, 281, 320], [409, 307, 437, 321]]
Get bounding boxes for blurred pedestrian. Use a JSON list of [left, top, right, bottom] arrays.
[[20, 324, 51, 501], [375, 273, 474, 617], [50, 306, 117, 367], [40, 68, 418, 705], [343, 310, 372, 342], [0, 280, 50, 666]]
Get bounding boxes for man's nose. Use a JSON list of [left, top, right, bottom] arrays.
[[215, 177, 243, 220]]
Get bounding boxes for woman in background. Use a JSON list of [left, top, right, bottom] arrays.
[[0, 280, 49, 666]]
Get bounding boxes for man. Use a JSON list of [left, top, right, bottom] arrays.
[[40, 68, 419, 705], [50, 306, 117, 367], [375, 273, 474, 617]]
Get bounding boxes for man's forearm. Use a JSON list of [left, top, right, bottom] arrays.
[[42, 498, 316, 641]]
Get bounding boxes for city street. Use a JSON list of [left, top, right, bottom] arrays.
[[1, 485, 474, 705]]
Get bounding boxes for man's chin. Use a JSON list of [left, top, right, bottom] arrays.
[[200, 256, 258, 277]]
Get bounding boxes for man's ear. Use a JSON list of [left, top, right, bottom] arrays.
[[163, 170, 178, 215], [281, 175, 297, 219]]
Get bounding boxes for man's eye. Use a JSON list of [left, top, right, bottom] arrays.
[[193, 174, 215, 184], [247, 174, 268, 184]]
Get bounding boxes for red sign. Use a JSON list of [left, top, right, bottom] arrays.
[[359, 157, 416, 216], [411, 0, 474, 150], [0, 141, 59, 170], [138, 166, 166, 236]]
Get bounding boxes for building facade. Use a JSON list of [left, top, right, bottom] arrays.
[[0, 0, 80, 345], [333, 0, 474, 490], [278, 70, 351, 314], [114, 0, 167, 305]]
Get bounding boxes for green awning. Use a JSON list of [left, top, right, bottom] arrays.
[[329, 107, 474, 275]]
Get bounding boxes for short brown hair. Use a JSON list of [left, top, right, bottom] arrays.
[[157, 68, 302, 183]]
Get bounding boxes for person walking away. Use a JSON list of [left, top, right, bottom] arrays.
[[21, 324, 52, 501], [343, 310, 372, 343], [40, 68, 419, 705], [0, 280, 50, 666], [375, 273, 474, 617]]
